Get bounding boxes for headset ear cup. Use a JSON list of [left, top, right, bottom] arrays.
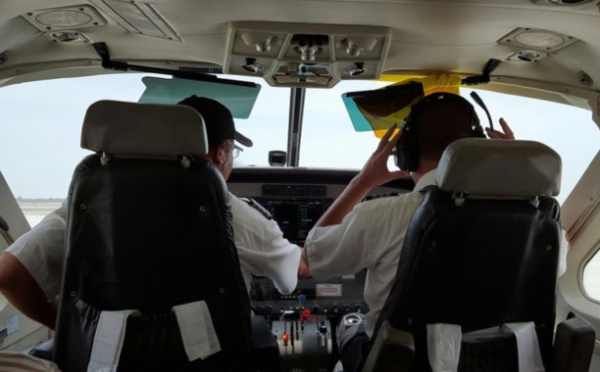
[[395, 134, 406, 169], [471, 124, 486, 138], [404, 128, 418, 171], [469, 111, 485, 138], [396, 127, 418, 171]]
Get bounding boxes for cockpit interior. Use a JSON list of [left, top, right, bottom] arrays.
[[1, 1, 600, 372]]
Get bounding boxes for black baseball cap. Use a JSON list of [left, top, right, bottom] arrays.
[[178, 95, 253, 147]]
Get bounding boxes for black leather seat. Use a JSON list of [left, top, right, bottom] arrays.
[[53, 100, 252, 372], [364, 138, 564, 372]]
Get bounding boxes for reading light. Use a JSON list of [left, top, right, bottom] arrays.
[[343, 38, 363, 57], [255, 37, 273, 52], [241, 58, 264, 73], [240, 33, 276, 53], [291, 34, 327, 62], [295, 43, 320, 62]]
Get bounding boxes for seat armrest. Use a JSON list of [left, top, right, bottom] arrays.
[[553, 313, 596, 372], [361, 320, 414, 372], [26, 339, 54, 361]]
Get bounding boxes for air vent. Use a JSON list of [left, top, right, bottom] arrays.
[[506, 50, 547, 62]]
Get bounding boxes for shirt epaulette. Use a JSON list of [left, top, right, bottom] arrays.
[[240, 197, 273, 220]]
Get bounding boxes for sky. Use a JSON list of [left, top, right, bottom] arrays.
[[0, 73, 599, 206]]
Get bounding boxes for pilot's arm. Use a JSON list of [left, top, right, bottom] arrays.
[[230, 194, 301, 295], [0, 203, 68, 330], [0, 252, 57, 329], [313, 125, 406, 229]]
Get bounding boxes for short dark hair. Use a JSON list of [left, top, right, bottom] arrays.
[[412, 96, 481, 162], [397, 93, 485, 171]]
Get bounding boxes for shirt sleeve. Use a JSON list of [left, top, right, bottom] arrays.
[[558, 228, 569, 277], [304, 205, 375, 280], [305, 193, 424, 281], [7, 201, 68, 299], [230, 195, 300, 295]]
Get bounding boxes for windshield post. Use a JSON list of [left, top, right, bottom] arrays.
[[287, 87, 306, 167]]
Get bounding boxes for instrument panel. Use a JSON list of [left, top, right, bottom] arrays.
[[228, 167, 412, 371], [255, 195, 333, 245]]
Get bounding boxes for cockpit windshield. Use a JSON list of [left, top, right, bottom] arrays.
[[0, 73, 598, 207]]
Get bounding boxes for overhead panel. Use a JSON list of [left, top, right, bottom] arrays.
[[224, 22, 392, 88]]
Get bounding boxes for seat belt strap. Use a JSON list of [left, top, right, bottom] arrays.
[[426, 323, 462, 372], [174, 300, 221, 361], [502, 322, 545, 372], [87, 310, 138, 372]]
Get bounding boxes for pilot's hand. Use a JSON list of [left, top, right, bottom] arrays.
[[356, 124, 409, 189], [486, 118, 515, 140]]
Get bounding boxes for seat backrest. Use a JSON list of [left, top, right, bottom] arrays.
[[374, 138, 562, 372], [53, 100, 252, 372]]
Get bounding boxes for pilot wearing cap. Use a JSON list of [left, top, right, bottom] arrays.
[[178, 95, 305, 293], [0, 96, 305, 331]]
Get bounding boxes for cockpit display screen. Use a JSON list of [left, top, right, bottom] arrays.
[[255, 198, 333, 244]]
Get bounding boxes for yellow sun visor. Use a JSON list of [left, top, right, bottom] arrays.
[[342, 74, 462, 138]]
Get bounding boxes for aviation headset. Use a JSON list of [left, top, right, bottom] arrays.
[[395, 92, 486, 171]]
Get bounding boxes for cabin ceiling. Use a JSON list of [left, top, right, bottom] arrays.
[[1, 0, 600, 97]]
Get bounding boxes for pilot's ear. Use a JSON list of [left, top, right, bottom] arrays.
[[211, 141, 229, 169]]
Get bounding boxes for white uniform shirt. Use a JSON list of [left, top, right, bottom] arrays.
[[306, 169, 568, 338], [230, 193, 300, 294], [305, 170, 436, 337], [8, 195, 300, 299], [7, 201, 68, 300]]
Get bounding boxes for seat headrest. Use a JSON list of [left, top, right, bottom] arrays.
[[81, 100, 208, 159], [436, 138, 561, 197]]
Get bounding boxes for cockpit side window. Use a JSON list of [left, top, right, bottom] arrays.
[[583, 248, 600, 302]]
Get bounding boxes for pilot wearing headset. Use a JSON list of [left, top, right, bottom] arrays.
[[303, 92, 516, 372]]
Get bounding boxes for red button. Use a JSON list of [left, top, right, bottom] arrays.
[[282, 332, 289, 346], [301, 309, 311, 320]]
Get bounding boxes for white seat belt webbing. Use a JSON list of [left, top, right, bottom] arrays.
[[502, 322, 545, 372], [87, 310, 139, 372], [426, 323, 462, 372], [174, 300, 221, 361]]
